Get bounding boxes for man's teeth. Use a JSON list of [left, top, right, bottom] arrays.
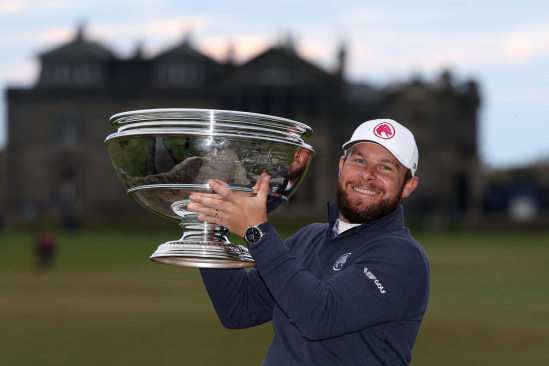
[[353, 187, 377, 195]]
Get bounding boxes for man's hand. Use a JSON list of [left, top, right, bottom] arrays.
[[187, 175, 270, 237]]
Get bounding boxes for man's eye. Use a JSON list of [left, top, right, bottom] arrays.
[[381, 166, 391, 170], [355, 159, 364, 164]]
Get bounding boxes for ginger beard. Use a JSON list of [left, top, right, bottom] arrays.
[[336, 178, 406, 224], [287, 150, 308, 183]]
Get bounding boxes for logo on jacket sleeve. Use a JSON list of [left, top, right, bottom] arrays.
[[333, 253, 351, 271], [364, 267, 386, 294]]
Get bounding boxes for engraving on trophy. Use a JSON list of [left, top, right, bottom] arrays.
[[105, 109, 315, 268]]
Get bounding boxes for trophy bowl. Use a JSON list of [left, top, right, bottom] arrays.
[[105, 109, 315, 268]]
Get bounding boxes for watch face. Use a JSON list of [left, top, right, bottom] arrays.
[[245, 226, 262, 244]]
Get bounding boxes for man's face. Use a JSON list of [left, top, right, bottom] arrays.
[[288, 149, 309, 184], [336, 142, 418, 224]]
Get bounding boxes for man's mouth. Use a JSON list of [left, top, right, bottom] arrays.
[[352, 186, 379, 195]]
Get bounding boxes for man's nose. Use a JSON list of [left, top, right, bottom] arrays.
[[359, 165, 376, 181]]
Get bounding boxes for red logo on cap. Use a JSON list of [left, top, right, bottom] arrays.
[[374, 123, 395, 139]]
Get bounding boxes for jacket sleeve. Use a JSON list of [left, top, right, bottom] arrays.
[[248, 224, 429, 341], [199, 266, 274, 329]]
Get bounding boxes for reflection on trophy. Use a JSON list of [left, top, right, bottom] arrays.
[[105, 109, 315, 268]]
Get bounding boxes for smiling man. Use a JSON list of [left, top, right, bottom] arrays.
[[189, 119, 430, 366]]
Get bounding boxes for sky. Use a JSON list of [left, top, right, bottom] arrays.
[[1, 0, 548, 169]]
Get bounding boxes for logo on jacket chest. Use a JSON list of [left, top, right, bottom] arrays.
[[333, 253, 351, 271]]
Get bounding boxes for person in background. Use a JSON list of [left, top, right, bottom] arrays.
[[34, 230, 57, 268]]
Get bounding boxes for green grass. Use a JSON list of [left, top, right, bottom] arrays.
[[413, 230, 549, 365], [1, 228, 548, 365]]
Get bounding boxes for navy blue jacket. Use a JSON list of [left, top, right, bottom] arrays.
[[200, 203, 430, 365]]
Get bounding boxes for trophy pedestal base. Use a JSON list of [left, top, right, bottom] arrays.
[[149, 240, 255, 268]]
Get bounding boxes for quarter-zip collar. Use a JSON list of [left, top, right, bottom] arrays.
[[327, 202, 405, 239]]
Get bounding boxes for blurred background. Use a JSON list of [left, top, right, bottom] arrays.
[[0, 1, 548, 365]]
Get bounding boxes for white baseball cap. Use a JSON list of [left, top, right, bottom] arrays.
[[342, 119, 419, 176]]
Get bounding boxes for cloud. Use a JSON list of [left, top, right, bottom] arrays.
[[79, 14, 235, 57], [328, 4, 549, 77], [490, 87, 549, 106], [143, 18, 205, 38], [296, 40, 334, 62], [0, 58, 38, 85], [0, 0, 26, 13], [200, 34, 270, 63], [0, 24, 74, 52], [42, 25, 76, 44], [340, 22, 549, 80], [504, 35, 536, 63]]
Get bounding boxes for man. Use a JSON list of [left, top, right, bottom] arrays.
[[188, 119, 430, 365]]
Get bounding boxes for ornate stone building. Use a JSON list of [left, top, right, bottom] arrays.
[[3, 27, 481, 227], [0, 149, 5, 223]]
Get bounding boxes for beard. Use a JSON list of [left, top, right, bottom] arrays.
[[336, 179, 405, 224], [287, 163, 303, 183]]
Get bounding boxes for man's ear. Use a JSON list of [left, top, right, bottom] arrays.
[[402, 176, 418, 198], [338, 156, 346, 177]]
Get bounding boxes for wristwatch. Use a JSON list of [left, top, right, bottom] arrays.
[[244, 225, 265, 245]]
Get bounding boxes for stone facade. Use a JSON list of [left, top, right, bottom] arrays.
[[483, 163, 549, 225], [3, 28, 481, 227], [0, 149, 5, 219]]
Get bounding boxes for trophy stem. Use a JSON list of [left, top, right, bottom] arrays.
[[149, 208, 255, 268]]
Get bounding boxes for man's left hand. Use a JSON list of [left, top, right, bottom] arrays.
[[187, 175, 270, 237]]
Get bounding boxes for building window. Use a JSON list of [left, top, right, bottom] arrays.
[[41, 64, 53, 84], [155, 61, 199, 86], [306, 91, 319, 115], [58, 117, 83, 148], [260, 59, 290, 83], [73, 64, 92, 85], [41, 62, 102, 87], [54, 169, 82, 217], [54, 64, 70, 84], [58, 171, 77, 204]]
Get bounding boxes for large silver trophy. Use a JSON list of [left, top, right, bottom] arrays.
[[105, 109, 315, 268]]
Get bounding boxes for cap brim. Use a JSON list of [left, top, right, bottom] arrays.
[[343, 140, 412, 173]]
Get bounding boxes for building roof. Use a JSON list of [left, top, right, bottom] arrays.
[[153, 37, 220, 66], [39, 26, 115, 62], [220, 46, 338, 86], [344, 84, 380, 105]]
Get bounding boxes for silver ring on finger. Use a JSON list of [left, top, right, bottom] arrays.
[[215, 209, 218, 218]]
